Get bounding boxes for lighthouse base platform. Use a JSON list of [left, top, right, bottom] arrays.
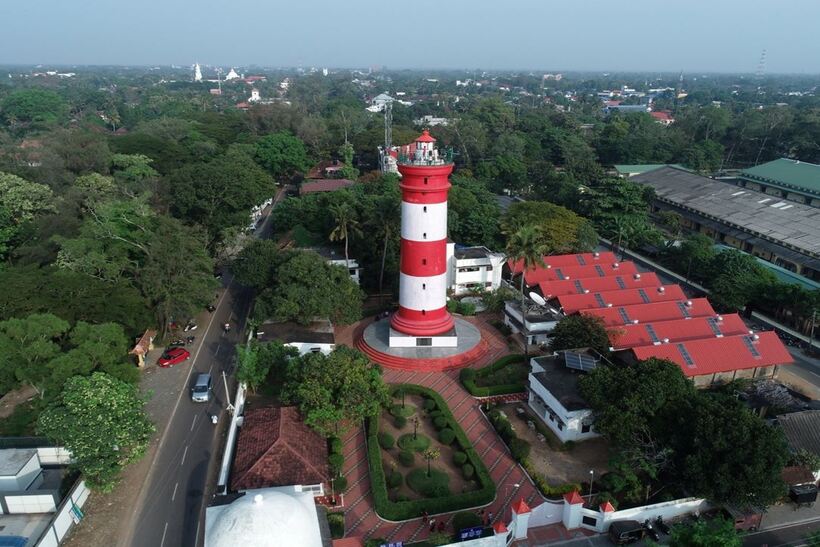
[[356, 316, 487, 372], [388, 325, 458, 348]]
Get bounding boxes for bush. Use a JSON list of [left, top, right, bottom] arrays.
[[460, 368, 476, 381], [446, 299, 459, 313], [327, 512, 345, 539], [423, 398, 437, 411], [398, 450, 415, 467], [397, 433, 431, 452], [428, 410, 443, 419], [387, 470, 403, 489], [459, 354, 527, 397], [389, 403, 416, 418], [433, 416, 448, 430], [394, 415, 407, 428], [453, 451, 468, 466], [378, 432, 395, 450], [329, 453, 344, 473], [406, 468, 450, 498], [438, 428, 455, 445], [329, 437, 343, 455], [509, 437, 531, 463], [334, 475, 348, 492], [521, 459, 580, 499], [452, 511, 482, 532], [458, 301, 476, 316], [462, 463, 475, 480]]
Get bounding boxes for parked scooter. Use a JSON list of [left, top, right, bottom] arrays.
[[186, 335, 196, 345], [655, 516, 671, 535], [184, 321, 198, 332], [206, 304, 216, 312], [643, 519, 661, 542], [169, 338, 186, 347]]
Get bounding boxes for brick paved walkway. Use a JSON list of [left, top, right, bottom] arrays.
[[333, 314, 548, 543]]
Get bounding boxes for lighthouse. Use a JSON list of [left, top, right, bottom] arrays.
[[389, 130, 457, 347]]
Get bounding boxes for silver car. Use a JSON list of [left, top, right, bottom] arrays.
[[191, 373, 212, 402]]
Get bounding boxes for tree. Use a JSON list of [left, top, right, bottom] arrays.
[[232, 239, 287, 290], [329, 202, 361, 271], [505, 224, 547, 355], [502, 201, 597, 254], [0, 313, 69, 397], [254, 132, 311, 179], [37, 373, 155, 492], [1, 89, 67, 125], [236, 340, 297, 394], [282, 346, 389, 437], [47, 321, 136, 389], [337, 142, 359, 180], [448, 176, 501, 248], [707, 249, 776, 311], [549, 314, 611, 355], [423, 448, 441, 477], [670, 517, 740, 547], [0, 172, 55, 261]]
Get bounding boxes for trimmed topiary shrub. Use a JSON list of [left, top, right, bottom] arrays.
[[329, 453, 344, 473], [397, 433, 431, 452], [453, 451, 468, 466], [378, 432, 395, 450], [446, 299, 459, 313], [387, 470, 403, 489], [327, 512, 345, 539], [460, 368, 476, 381], [462, 463, 475, 480], [334, 475, 348, 492], [452, 511, 482, 532], [509, 437, 531, 463], [423, 398, 437, 411], [389, 403, 416, 418], [394, 415, 407, 428], [457, 301, 476, 316], [407, 468, 450, 498], [398, 450, 415, 467], [438, 428, 455, 445], [329, 437, 343, 455], [433, 416, 448, 430], [428, 410, 443, 419]]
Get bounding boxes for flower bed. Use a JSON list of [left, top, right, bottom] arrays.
[[460, 354, 527, 397]]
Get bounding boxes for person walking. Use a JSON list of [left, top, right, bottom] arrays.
[[437, 521, 445, 533], [429, 518, 436, 532]]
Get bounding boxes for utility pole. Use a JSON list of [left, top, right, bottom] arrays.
[[223, 370, 235, 414]]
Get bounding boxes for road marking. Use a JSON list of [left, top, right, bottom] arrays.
[[171, 482, 178, 501], [181, 445, 188, 466], [208, 364, 214, 375], [160, 522, 168, 547], [190, 415, 197, 431], [215, 344, 220, 356]]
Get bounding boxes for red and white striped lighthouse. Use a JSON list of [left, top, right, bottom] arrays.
[[390, 130, 456, 339]]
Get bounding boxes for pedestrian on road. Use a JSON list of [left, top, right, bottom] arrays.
[[429, 518, 435, 532], [437, 521, 445, 533], [422, 510, 429, 522]]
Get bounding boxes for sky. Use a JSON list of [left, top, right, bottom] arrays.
[[3, 0, 820, 73]]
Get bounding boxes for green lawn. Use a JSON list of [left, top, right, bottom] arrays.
[[475, 360, 529, 387]]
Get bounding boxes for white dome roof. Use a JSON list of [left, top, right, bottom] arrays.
[[206, 489, 322, 547]]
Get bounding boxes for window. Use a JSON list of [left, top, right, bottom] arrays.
[[581, 423, 592, 433], [422, 258, 427, 265], [422, 283, 426, 290], [485, 265, 493, 271], [423, 232, 427, 239], [424, 177, 428, 185], [416, 338, 432, 346], [423, 206, 427, 212], [421, 309, 426, 315], [310, 347, 322, 353]]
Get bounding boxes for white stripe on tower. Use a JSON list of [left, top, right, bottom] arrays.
[[399, 272, 448, 311], [401, 201, 447, 242]]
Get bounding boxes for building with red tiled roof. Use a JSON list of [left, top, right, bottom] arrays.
[[299, 178, 355, 195], [523, 261, 638, 286], [629, 331, 792, 385], [507, 251, 617, 276], [231, 407, 328, 491], [556, 285, 686, 314], [538, 272, 662, 298], [581, 298, 715, 327], [608, 313, 750, 350], [650, 111, 675, 125]]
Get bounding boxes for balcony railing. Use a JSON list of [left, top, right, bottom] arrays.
[[398, 148, 454, 166]]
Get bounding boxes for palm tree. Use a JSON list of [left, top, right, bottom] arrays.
[[506, 225, 548, 355], [329, 203, 361, 271], [369, 197, 399, 307], [423, 448, 440, 477]]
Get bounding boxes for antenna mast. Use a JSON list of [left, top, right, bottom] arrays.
[[382, 100, 393, 172], [756, 49, 767, 80]]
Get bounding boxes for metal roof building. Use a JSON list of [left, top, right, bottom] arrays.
[[538, 272, 663, 298], [739, 158, 820, 203], [607, 313, 750, 350], [556, 284, 686, 314], [581, 298, 716, 327]]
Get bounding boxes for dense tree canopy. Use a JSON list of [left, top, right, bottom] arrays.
[[549, 314, 611, 356]]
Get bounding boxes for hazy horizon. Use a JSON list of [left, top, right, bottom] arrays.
[[3, 0, 820, 74]]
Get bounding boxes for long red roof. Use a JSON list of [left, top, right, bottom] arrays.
[[523, 261, 637, 286], [557, 285, 687, 314], [631, 331, 793, 377], [608, 313, 750, 350], [507, 251, 617, 275], [581, 298, 715, 327], [539, 272, 662, 298]]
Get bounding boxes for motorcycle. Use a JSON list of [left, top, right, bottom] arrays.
[[655, 516, 671, 535], [211, 414, 219, 425], [643, 519, 660, 542], [169, 338, 186, 347], [206, 304, 216, 312], [186, 335, 196, 345], [184, 321, 198, 332]]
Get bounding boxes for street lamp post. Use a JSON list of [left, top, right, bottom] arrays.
[[588, 470, 595, 500], [413, 416, 420, 440]]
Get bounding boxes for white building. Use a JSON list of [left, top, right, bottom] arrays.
[[446, 244, 506, 295], [248, 89, 261, 103], [256, 320, 335, 355], [225, 68, 240, 81], [194, 63, 202, 82], [415, 115, 451, 127], [309, 248, 361, 285], [367, 92, 394, 112], [527, 352, 602, 443], [503, 297, 561, 346]]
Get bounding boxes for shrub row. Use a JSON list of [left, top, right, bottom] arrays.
[[487, 409, 531, 464], [459, 354, 527, 397], [446, 299, 476, 316], [366, 384, 496, 520]]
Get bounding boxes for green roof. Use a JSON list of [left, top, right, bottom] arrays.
[[714, 244, 820, 291], [614, 164, 684, 176], [739, 158, 820, 196]]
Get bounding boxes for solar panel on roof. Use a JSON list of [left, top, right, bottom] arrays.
[[564, 351, 598, 372], [706, 317, 723, 336], [594, 294, 606, 307], [676, 343, 695, 367], [555, 268, 565, 280], [677, 302, 691, 318], [742, 336, 762, 358], [595, 265, 605, 277], [645, 324, 660, 343], [638, 289, 650, 304], [573, 280, 584, 293], [617, 308, 631, 324], [577, 255, 586, 265], [615, 276, 626, 289]]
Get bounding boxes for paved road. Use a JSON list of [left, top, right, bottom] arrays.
[[744, 519, 820, 546], [123, 194, 281, 547]]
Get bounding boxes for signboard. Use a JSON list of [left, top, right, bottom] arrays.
[[379, 542, 403, 547], [459, 526, 484, 540], [70, 502, 85, 524]]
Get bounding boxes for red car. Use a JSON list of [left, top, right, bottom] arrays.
[[158, 347, 191, 367]]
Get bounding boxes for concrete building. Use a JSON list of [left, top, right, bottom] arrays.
[[632, 166, 820, 280], [503, 297, 561, 346], [256, 320, 335, 355], [446, 244, 505, 295], [309, 247, 361, 285]]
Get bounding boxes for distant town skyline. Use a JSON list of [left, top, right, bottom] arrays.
[[2, 0, 820, 73]]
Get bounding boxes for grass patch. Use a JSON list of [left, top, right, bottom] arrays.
[[475, 360, 529, 387], [327, 512, 345, 539], [389, 403, 416, 418], [397, 433, 431, 452], [460, 354, 527, 397], [406, 468, 450, 498]]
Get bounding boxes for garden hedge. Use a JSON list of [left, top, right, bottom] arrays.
[[378, 432, 395, 450], [459, 354, 527, 397], [366, 384, 496, 520]]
